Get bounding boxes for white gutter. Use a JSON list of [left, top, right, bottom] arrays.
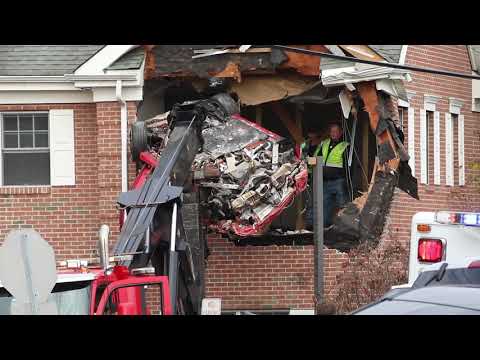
[[0, 74, 138, 83], [65, 74, 138, 82], [116, 80, 128, 193], [0, 76, 70, 83]]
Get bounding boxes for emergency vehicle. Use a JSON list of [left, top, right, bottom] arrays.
[[399, 211, 480, 287]]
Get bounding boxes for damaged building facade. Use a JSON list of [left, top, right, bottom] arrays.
[[0, 45, 479, 312]]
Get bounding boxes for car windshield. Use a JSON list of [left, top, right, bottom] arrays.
[[0, 282, 91, 315]]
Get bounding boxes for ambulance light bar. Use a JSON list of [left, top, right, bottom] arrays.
[[435, 211, 480, 227]]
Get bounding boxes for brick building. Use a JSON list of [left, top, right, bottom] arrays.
[[0, 45, 478, 314]]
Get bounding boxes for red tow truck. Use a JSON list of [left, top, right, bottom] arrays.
[[1, 93, 306, 315]]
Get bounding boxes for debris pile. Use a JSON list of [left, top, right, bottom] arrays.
[[142, 95, 308, 238]]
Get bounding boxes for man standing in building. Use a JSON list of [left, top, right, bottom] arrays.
[[313, 123, 349, 228]]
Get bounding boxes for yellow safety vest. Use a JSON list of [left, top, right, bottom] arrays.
[[314, 139, 349, 168]]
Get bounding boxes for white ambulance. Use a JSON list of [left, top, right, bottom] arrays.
[[396, 211, 480, 288]]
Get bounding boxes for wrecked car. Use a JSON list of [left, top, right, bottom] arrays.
[[131, 93, 308, 240]]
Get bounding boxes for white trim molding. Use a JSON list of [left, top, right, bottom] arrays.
[[0, 91, 94, 104], [420, 109, 428, 184], [0, 76, 70, 83], [74, 45, 138, 75], [399, 45, 409, 65], [407, 107, 415, 177], [424, 94, 441, 112], [433, 111, 441, 185], [398, 90, 416, 108], [445, 113, 454, 186], [472, 78, 480, 112], [458, 115, 465, 186], [449, 97, 464, 115]]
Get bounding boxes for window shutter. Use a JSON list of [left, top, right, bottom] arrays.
[[49, 109, 75, 186], [407, 107, 415, 177], [433, 111, 440, 185], [420, 109, 427, 184], [445, 113, 454, 186], [458, 114, 465, 186]]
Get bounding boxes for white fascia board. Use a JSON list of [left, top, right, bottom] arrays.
[[92, 86, 143, 102], [322, 63, 410, 87], [0, 90, 93, 104], [472, 78, 480, 112], [0, 76, 69, 83], [376, 79, 408, 102], [74, 45, 138, 75], [66, 74, 138, 81], [0, 82, 80, 91], [399, 45, 409, 65], [467, 46, 478, 72], [73, 80, 140, 88]]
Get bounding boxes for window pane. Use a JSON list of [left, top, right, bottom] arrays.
[[3, 152, 50, 185], [20, 133, 34, 148], [35, 133, 49, 148], [19, 115, 33, 130], [35, 114, 48, 131], [3, 133, 18, 148], [3, 115, 17, 131]]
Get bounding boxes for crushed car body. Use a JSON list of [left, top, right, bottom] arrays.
[[135, 94, 308, 239]]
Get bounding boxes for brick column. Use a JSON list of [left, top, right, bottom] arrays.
[[95, 102, 138, 247]]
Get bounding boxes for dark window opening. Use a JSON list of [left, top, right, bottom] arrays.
[[452, 114, 459, 185], [426, 111, 434, 185]]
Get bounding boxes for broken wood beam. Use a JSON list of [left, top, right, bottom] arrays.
[[338, 45, 385, 62], [270, 102, 304, 145], [357, 81, 400, 171]]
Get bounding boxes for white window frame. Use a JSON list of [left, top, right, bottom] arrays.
[[447, 98, 465, 186], [0, 111, 50, 186]]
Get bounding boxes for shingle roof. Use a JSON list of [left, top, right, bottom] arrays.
[[0, 45, 105, 76], [368, 45, 403, 63], [320, 45, 404, 71], [106, 46, 145, 70]]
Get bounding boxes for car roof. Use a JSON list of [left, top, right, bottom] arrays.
[[353, 285, 480, 315]]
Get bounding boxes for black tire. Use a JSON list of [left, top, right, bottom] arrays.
[[211, 93, 240, 116], [131, 121, 148, 162]]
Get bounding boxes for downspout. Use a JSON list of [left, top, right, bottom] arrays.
[[116, 80, 128, 193]]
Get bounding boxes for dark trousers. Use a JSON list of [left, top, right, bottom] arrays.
[[323, 178, 348, 227]]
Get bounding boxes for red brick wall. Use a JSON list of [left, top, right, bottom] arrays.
[[95, 101, 138, 251], [205, 235, 350, 310], [205, 45, 480, 311], [0, 101, 138, 261], [385, 45, 480, 248]]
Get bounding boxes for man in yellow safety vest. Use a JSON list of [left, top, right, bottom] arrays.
[[311, 123, 349, 228]]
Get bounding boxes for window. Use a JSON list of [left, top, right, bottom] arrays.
[[452, 114, 459, 184], [1, 112, 50, 185], [398, 106, 406, 129], [426, 110, 435, 185]]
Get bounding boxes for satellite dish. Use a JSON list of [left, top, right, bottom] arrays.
[[0, 229, 58, 315]]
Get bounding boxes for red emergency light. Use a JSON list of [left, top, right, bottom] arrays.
[[418, 238, 444, 263]]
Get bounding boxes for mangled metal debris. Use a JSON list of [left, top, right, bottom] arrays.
[[141, 93, 308, 239]]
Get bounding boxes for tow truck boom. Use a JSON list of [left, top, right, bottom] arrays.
[[113, 99, 222, 314]]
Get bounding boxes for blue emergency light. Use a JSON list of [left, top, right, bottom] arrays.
[[436, 211, 480, 227]]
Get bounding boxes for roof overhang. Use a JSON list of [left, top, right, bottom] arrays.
[[0, 46, 145, 104], [321, 63, 411, 101]]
